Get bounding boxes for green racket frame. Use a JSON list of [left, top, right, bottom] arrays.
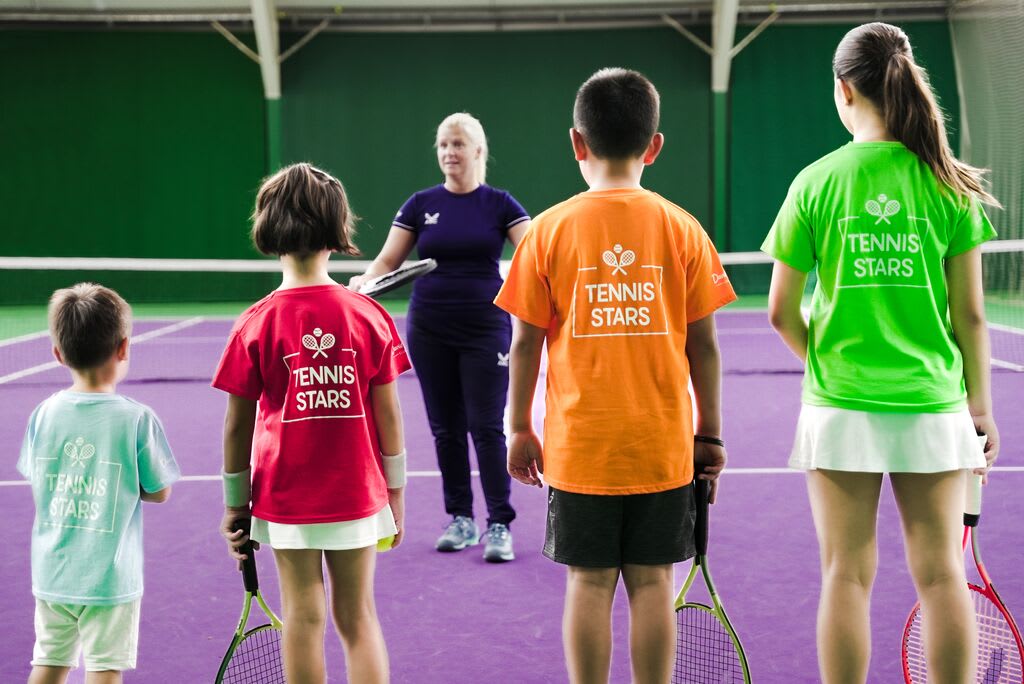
[[674, 478, 752, 683], [214, 520, 285, 683]]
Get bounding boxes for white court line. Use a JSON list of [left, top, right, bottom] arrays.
[[4, 466, 1024, 487], [0, 317, 206, 385], [0, 330, 51, 348], [993, 358, 1024, 372]]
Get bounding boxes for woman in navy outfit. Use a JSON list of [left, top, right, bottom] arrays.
[[351, 112, 530, 562]]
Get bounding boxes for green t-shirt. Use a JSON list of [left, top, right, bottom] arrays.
[[761, 141, 996, 412], [17, 391, 181, 605]]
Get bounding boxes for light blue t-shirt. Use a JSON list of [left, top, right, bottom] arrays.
[[17, 391, 181, 606]]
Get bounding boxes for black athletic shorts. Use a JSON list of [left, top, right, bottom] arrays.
[[543, 484, 696, 567]]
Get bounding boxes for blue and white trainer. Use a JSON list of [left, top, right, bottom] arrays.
[[483, 523, 514, 563], [435, 516, 480, 552]]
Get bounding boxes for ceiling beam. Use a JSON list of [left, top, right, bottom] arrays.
[[251, 0, 280, 99]]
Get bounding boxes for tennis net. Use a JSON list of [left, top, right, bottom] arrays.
[[0, 247, 1020, 387]]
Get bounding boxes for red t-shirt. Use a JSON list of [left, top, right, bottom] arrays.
[[212, 284, 411, 524]]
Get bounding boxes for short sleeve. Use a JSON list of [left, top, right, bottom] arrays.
[[16, 407, 39, 479], [136, 410, 181, 494], [212, 328, 263, 401], [501, 192, 530, 233], [762, 181, 816, 272], [371, 309, 412, 386], [685, 230, 738, 323], [392, 193, 419, 233], [494, 226, 554, 329], [946, 196, 997, 257]]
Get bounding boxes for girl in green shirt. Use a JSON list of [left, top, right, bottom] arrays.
[[763, 22, 1000, 683]]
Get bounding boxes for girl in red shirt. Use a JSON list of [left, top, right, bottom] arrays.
[[214, 163, 411, 683]]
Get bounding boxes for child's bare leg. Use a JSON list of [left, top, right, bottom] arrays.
[[273, 548, 328, 684], [621, 563, 675, 684], [563, 566, 619, 684], [891, 471, 976, 684], [84, 671, 122, 684], [806, 469, 883, 684], [324, 547, 388, 684], [28, 666, 71, 684]]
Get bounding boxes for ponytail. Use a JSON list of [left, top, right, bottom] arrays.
[[835, 23, 999, 206]]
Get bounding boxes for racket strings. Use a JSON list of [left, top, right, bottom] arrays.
[[673, 606, 745, 684], [223, 627, 285, 683], [904, 591, 1023, 683]]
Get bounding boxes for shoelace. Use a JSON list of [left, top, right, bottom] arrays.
[[486, 524, 509, 544], [443, 517, 476, 537]]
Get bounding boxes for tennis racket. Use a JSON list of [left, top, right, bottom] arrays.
[[673, 477, 752, 683], [215, 519, 285, 683], [358, 258, 437, 298], [901, 466, 1024, 683]]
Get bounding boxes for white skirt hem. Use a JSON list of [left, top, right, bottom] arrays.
[[787, 404, 986, 473], [250, 504, 398, 550]]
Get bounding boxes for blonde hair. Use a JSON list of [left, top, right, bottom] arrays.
[[436, 112, 488, 184]]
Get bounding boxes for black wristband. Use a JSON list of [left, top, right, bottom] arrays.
[[694, 435, 725, 447]]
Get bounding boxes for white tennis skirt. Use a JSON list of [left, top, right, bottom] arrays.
[[250, 504, 397, 550], [789, 404, 986, 473]]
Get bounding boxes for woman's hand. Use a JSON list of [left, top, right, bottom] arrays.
[[348, 274, 368, 293]]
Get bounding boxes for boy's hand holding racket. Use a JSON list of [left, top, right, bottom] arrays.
[[694, 436, 727, 504], [508, 430, 544, 488], [221, 506, 256, 562]]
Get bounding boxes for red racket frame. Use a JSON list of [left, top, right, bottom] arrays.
[[901, 525, 1024, 683]]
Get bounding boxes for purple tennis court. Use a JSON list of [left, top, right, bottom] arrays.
[[2, 310, 1022, 682]]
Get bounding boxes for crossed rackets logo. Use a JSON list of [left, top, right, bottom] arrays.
[[302, 327, 336, 359], [602, 244, 636, 275], [866, 193, 901, 225], [64, 437, 95, 468]]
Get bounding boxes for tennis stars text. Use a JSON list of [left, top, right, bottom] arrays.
[[46, 473, 107, 520], [292, 364, 356, 410], [846, 232, 922, 278], [585, 282, 656, 327]]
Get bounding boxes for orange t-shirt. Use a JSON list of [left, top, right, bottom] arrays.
[[494, 188, 737, 495]]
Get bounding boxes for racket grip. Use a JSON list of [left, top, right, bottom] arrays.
[[694, 478, 710, 556], [233, 519, 259, 592], [964, 434, 986, 526]]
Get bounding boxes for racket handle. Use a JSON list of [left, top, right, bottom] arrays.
[[964, 434, 985, 527], [694, 478, 710, 556], [233, 519, 260, 592]]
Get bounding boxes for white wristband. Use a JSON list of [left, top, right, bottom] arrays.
[[382, 451, 407, 489], [222, 468, 252, 508]]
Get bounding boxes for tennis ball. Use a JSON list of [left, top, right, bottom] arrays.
[[376, 535, 395, 552]]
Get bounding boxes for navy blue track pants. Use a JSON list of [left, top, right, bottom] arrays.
[[407, 303, 515, 527]]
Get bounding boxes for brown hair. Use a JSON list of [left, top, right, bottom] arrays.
[[48, 283, 132, 370], [833, 23, 998, 205], [573, 68, 660, 160], [251, 163, 361, 256]]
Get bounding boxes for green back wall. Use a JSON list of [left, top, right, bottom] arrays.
[[0, 31, 266, 260], [728, 21, 960, 253], [280, 28, 712, 259], [0, 22, 960, 304]]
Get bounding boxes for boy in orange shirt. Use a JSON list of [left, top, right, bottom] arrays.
[[494, 68, 736, 683]]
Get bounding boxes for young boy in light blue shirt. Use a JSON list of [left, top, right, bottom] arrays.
[[17, 283, 180, 684]]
